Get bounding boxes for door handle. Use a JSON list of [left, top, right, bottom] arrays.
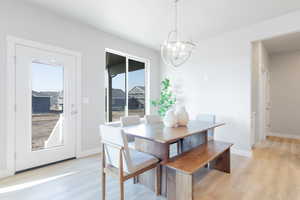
[[71, 110, 78, 115], [71, 104, 77, 115]]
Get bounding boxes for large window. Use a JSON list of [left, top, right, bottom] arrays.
[[105, 50, 148, 122]]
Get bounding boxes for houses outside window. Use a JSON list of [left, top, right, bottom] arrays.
[[105, 50, 148, 122]]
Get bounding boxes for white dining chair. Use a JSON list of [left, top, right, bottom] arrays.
[[196, 113, 216, 140], [100, 125, 161, 200], [120, 116, 140, 149], [120, 115, 140, 127], [144, 115, 161, 124]]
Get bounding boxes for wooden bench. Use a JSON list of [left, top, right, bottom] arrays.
[[164, 140, 233, 200]]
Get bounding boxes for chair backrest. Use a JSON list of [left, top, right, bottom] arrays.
[[144, 115, 161, 124], [99, 125, 133, 172], [120, 116, 140, 127], [196, 114, 216, 138]]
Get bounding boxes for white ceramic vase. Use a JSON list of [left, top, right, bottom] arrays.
[[175, 106, 189, 126], [163, 109, 178, 128]]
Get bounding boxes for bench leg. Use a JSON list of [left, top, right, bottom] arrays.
[[210, 148, 230, 173], [177, 173, 193, 200], [167, 168, 193, 200]]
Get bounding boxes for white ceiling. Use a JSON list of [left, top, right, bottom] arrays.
[[23, 0, 300, 50], [263, 32, 300, 54]]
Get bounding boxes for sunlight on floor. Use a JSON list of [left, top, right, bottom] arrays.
[[0, 171, 78, 194]]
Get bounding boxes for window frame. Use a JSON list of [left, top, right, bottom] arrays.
[[104, 48, 150, 123]]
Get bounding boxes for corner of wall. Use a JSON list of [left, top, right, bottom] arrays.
[[231, 147, 253, 157], [0, 169, 14, 180], [76, 147, 101, 158]]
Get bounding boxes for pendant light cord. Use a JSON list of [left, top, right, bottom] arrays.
[[174, 0, 179, 40]]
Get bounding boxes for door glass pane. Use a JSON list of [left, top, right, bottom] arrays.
[[32, 62, 64, 151], [128, 59, 145, 117], [106, 52, 126, 122]]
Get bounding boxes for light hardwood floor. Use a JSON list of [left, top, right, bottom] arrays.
[[0, 137, 299, 200]]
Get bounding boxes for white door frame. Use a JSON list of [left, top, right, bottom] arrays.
[[252, 41, 270, 146], [258, 42, 270, 142], [6, 36, 82, 175]]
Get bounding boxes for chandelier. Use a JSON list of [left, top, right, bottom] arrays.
[[161, 0, 196, 68]]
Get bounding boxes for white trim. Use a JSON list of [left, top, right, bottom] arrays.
[[7, 36, 82, 57], [105, 121, 121, 126], [6, 36, 82, 176], [77, 147, 101, 158], [0, 170, 14, 180], [268, 132, 300, 140], [231, 148, 253, 157], [6, 36, 16, 177], [75, 54, 83, 159], [125, 57, 129, 116]]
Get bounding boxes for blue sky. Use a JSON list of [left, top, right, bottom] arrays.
[[32, 63, 63, 92], [32, 63, 144, 92], [112, 69, 145, 91]]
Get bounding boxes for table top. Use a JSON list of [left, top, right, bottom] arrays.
[[122, 120, 225, 144]]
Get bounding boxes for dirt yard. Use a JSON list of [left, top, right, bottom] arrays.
[[32, 114, 60, 151], [32, 109, 145, 150], [112, 109, 145, 122]]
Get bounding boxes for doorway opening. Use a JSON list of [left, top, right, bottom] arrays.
[[251, 32, 300, 146]]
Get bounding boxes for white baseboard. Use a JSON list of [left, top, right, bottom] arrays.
[[0, 169, 14, 180], [268, 132, 300, 140], [77, 147, 101, 158], [231, 148, 252, 157]]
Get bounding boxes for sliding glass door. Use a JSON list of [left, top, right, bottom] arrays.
[[128, 59, 145, 117], [105, 51, 147, 122]]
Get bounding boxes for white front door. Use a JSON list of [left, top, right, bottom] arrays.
[[15, 45, 77, 171]]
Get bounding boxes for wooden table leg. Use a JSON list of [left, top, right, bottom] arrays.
[[181, 131, 208, 152], [100, 143, 106, 200], [155, 165, 161, 195]]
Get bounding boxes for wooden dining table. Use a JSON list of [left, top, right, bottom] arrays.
[[122, 120, 225, 197]]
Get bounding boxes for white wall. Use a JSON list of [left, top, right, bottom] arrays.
[[0, 0, 160, 176], [162, 9, 300, 155], [269, 51, 300, 138]]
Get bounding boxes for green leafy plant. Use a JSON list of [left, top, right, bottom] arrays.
[[151, 78, 176, 117]]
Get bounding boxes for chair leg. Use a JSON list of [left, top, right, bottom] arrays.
[[155, 165, 161, 196], [119, 148, 125, 200], [101, 171, 106, 200], [119, 180, 124, 200]]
